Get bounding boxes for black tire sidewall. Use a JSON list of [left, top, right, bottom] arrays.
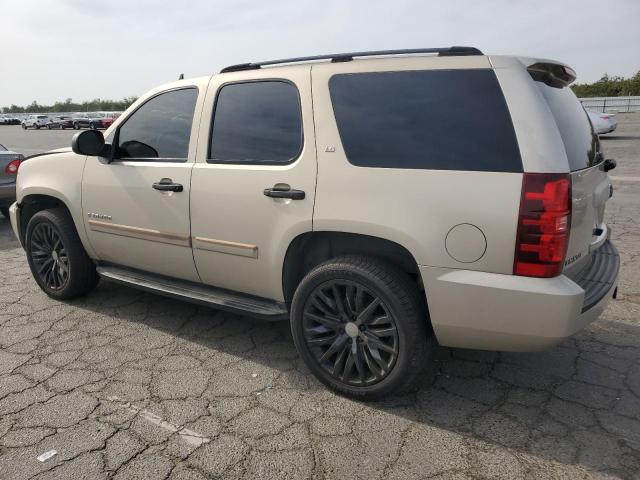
[[291, 258, 426, 399], [25, 209, 96, 299]]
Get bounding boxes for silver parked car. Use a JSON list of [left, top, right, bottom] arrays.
[[587, 110, 618, 135]]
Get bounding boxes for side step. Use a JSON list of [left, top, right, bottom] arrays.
[[96, 265, 289, 321]]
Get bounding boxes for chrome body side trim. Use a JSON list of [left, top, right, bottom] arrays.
[[87, 220, 191, 247], [193, 236, 258, 259]]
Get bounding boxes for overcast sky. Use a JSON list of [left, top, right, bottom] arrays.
[[1, 0, 638, 106]]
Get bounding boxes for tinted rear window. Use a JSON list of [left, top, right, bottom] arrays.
[[536, 84, 600, 171], [329, 69, 522, 172]]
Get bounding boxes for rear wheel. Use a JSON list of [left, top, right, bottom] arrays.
[[25, 208, 99, 300], [22, 124, 27, 129], [290, 255, 430, 399]]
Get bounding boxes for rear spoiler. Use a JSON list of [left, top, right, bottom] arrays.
[[527, 62, 577, 88]]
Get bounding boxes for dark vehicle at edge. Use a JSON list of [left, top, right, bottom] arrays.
[[0, 143, 23, 218]]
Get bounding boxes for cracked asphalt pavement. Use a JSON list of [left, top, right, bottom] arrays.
[[1, 115, 640, 479]]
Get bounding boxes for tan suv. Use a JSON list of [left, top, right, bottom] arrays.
[[9, 47, 620, 399]]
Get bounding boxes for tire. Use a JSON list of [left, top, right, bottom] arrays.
[[35, 125, 40, 130], [0, 207, 9, 218], [47, 124, 52, 130], [290, 255, 430, 400], [89, 123, 96, 130], [25, 208, 99, 300], [22, 124, 26, 129], [73, 123, 79, 130]]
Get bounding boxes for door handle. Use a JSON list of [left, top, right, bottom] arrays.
[[263, 184, 305, 200], [153, 178, 183, 192]]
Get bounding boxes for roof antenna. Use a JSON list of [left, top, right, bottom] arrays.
[[178, 73, 184, 80]]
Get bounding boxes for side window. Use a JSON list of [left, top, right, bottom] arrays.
[[329, 70, 522, 172], [209, 81, 302, 164], [116, 88, 198, 161]]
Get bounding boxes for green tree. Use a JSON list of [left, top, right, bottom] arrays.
[[572, 71, 640, 97], [1, 97, 138, 113]]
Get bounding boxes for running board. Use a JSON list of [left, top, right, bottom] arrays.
[[96, 265, 289, 321]]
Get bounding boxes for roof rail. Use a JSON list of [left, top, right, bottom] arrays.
[[220, 46, 483, 73]]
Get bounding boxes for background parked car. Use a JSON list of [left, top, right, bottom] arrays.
[[72, 112, 107, 130], [0, 143, 23, 218], [21, 115, 50, 129], [47, 115, 74, 129], [587, 110, 618, 134], [0, 115, 21, 125]]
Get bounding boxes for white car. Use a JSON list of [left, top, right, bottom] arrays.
[[587, 110, 617, 135], [21, 115, 50, 130]]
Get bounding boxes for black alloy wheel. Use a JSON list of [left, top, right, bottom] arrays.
[[302, 280, 399, 386], [29, 222, 69, 291], [25, 208, 99, 299], [291, 256, 430, 399]]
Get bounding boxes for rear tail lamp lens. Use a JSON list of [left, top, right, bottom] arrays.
[[5, 159, 21, 175], [514, 173, 571, 278]]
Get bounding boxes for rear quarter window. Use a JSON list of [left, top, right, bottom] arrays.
[[329, 69, 522, 172]]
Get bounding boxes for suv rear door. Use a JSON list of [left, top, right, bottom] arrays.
[[190, 67, 316, 301]]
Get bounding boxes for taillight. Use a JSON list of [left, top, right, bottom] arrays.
[[514, 173, 571, 278], [5, 159, 21, 175]]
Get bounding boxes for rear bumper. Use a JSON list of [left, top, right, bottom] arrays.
[[420, 241, 619, 352], [0, 182, 16, 207]]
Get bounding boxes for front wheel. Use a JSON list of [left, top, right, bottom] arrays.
[[290, 255, 430, 400], [25, 208, 99, 300]]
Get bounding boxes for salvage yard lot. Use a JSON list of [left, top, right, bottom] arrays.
[[1, 115, 639, 479]]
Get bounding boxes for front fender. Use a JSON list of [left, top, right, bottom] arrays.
[[17, 151, 97, 259]]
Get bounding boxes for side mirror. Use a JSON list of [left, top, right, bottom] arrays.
[[71, 130, 106, 156]]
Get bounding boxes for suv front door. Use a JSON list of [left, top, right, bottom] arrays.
[[82, 81, 208, 282], [191, 68, 317, 300]]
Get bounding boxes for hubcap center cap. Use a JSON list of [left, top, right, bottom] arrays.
[[51, 251, 59, 261], [345, 322, 359, 338]]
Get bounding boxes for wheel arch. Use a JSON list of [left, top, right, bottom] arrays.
[[19, 194, 70, 245], [282, 231, 425, 306]]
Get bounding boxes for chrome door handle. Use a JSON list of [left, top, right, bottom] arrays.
[[152, 178, 183, 192], [263, 184, 305, 200]]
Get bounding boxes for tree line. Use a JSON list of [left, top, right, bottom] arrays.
[[571, 71, 640, 97], [1, 97, 138, 114]]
